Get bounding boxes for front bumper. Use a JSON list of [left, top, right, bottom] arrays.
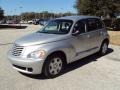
[[7, 53, 45, 74]]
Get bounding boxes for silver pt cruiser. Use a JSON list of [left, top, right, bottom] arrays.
[[8, 16, 109, 78]]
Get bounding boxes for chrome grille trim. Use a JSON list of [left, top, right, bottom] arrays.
[[12, 44, 24, 56]]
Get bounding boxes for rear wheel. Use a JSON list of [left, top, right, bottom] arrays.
[[99, 41, 108, 55], [43, 55, 64, 78]]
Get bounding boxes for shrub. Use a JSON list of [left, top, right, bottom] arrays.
[[112, 18, 120, 30], [103, 19, 112, 27]]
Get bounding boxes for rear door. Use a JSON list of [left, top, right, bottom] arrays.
[[86, 18, 104, 52], [70, 19, 91, 61]]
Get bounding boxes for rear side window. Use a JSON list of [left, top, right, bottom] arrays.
[[87, 18, 103, 32], [95, 19, 104, 29]]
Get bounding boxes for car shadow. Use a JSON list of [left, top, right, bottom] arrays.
[[16, 26, 27, 29], [20, 48, 113, 80]]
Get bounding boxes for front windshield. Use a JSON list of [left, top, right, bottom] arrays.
[[37, 19, 73, 34]]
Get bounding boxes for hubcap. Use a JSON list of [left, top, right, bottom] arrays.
[[102, 43, 108, 54], [49, 58, 63, 75]]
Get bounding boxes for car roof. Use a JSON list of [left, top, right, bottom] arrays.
[[56, 15, 100, 22]]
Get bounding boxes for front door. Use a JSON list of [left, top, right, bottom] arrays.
[[70, 20, 91, 61]]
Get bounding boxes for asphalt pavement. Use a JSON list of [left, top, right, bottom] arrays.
[[0, 25, 120, 90]]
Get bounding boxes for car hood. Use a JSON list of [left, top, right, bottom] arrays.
[[15, 32, 70, 46]]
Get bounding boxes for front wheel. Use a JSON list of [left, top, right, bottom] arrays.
[[99, 41, 108, 55], [43, 55, 64, 78]]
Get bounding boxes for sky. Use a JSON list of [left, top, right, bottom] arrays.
[[0, 0, 77, 15]]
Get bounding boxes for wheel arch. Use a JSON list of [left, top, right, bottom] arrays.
[[102, 38, 109, 45], [46, 50, 67, 64]]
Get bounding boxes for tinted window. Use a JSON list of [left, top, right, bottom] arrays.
[[73, 20, 86, 34], [87, 19, 97, 31], [87, 18, 103, 32], [95, 19, 104, 29]]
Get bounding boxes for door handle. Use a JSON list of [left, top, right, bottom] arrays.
[[87, 34, 90, 38], [100, 31, 103, 35]]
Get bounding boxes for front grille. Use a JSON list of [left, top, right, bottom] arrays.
[[12, 44, 24, 56]]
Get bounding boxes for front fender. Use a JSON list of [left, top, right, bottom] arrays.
[[42, 40, 76, 64]]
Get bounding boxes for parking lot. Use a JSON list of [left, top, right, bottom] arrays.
[[0, 25, 120, 90]]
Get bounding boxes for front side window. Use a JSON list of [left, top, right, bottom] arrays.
[[72, 20, 86, 34], [37, 19, 73, 34]]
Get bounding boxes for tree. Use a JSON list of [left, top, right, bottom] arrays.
[[63, 12, 73, 16], [74, 0, 120, 17], [6, 11, 75, 21], [21, 12, 36, 20], [0, 7, 4, 20], [20, 11, 52, 20]]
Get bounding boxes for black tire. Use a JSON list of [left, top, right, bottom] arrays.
[[43, 54, 65, 78], [99, 41, 108, 56]]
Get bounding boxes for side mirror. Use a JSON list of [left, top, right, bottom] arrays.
[[72, 30, 80, 36]]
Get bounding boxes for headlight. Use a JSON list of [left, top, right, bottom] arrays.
[[27, 50, 46, 59]]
